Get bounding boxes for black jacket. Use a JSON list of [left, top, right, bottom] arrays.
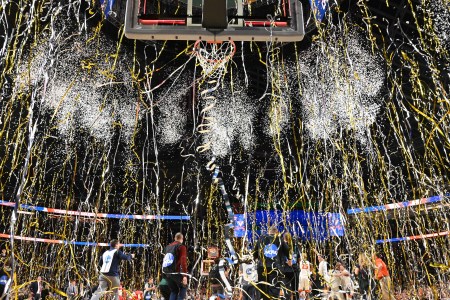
[[254, 234, 290, 270]]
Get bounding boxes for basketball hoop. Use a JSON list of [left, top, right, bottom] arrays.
[[193, 40, 236, 78]]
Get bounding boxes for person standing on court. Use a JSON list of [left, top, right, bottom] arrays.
[[143, 277, 157, 300], [0, 258, 11, 299], [66, 279, 78, 300], [91, 239, 134, 300], [279, 232, 295, 300], [317, 253, 331, 292], [29, 276, 44, 300], [354, 253, 375, 300], [298, 253, 312, 299], [253, 225, 290, 300], [162, 233, 188, 300], [239, 260, 258, 300], [372, 253, 394, 300]]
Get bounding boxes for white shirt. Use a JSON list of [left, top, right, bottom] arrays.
[[330, 270, 342, 289], [318, 260, 328, 277], [340, 269, 353, 290], [100, 249, 118, 273], [299, 260, 311, 278], [241, 262, 258, 283]]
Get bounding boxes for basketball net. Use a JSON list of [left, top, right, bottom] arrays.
[[193, 40, 236, 155], [193, 40, 236, 79]]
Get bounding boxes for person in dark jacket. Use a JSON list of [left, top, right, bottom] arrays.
[[279, 232, 296, 300], [66, 279, 78, 300], [90, 239, 134, 300], [354, 253, 376, 300], [162, 233, 188, 300], [0, 261, 11, 299], [29, 276, 45, 300], [158, 274, 171, 300], [253, 226, 290, 300]]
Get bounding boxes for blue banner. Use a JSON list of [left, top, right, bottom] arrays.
[[309, 0, 328, 22], [233, 210, 343, 241], [327, 213, 345, 236], [100, 0, 115, 16], [234, 214, 246, 237]]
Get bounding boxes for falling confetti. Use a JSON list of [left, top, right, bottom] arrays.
[[201, 82, 255, 157], [298, 33, 384, 143], [0, 0, 449, 298]]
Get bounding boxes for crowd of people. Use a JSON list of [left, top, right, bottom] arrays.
[[205, 227, 398, 300], [1, 230, 449, 300], [146, 229, 448, 300]]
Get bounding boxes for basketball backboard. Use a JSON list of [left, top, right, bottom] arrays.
[[124, 0, 304, 42]]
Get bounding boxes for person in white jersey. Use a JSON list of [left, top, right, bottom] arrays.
[[91, 239, 134, 300], [317, 254, 330, 290], [329, 263, 344, 300], [298, 253, 311, 299], [239, 255, 258, 300], [337, 263, 354, 299]]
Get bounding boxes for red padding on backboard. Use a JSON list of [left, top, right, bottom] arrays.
[[139, 19, 186, 25], [244, 20, 289, 27]]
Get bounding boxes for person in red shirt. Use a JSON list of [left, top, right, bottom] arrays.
[[118, 283, 125, 300], [163, 233, 188, 300], [372, 253, 394, 300], [133, 289, 143, 300]]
